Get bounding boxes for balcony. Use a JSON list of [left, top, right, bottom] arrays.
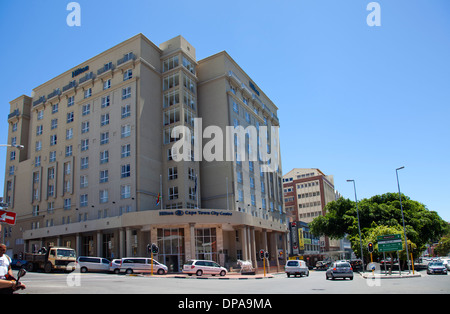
[[8, 109, 20, 121], [117, 52, 136, 68], [78, 71, 95, 87], [32, 96, 46, 107], [97, 62, 115, 78], [62, 80, 77, 94], [47, 88, 61, 101]]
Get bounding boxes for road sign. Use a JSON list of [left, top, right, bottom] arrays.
[[377, 234, 403, 252], [0, 210, 16, 225]]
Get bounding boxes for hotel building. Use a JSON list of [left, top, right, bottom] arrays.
[[3, 34, 286, 272]]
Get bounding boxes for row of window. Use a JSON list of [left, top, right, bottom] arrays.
[[162, 55, 196, 75]]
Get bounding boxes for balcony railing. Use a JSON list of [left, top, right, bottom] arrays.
[[62, 80, 77, 93], [117, 53, 136, 66]]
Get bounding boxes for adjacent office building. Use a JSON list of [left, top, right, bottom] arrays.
[[283, 168, 340, 254], [4, 34, 286, 272]]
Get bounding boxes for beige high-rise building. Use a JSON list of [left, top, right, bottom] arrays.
[[3, 34, 286, 272]]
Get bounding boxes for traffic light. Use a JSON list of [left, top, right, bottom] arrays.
[[368, 242, 374, 253], [148, 243, 159, 254], [259, 249, 265, 260], [151, 243, 159, 254]]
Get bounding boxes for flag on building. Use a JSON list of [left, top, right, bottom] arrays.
[[156, 193, 161, 205]]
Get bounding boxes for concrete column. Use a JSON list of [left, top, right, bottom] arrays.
[[96, 231, 102, 257], [75, 234, 81, 256], [126, 228, 132, 256], [119, 228, 125, 258], [239, 226, 250, 261], [250, 227, 257, 270], [189, 223, 195, 260]]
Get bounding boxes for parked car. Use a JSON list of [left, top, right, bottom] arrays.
[[182, 260, 227, 276], [11, 259, 28, 270], [285, 260, 309, 278], [315, 261, 331, 271], [120, 257, 167, 275], [109, 259, 122, 274], [427, 261, 448, 275], [77, 256, 111, 273], [326, 261, 354, 280], [441, 259, 450, 271]]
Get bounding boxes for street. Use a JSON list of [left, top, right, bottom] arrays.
[[16, 269, 450, 295]]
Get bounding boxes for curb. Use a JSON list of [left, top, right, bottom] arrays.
[[133, 273, 276, 280], [358, 272, 422, 279]]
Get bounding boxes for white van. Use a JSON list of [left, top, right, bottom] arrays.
[[77, 256, 111, 273], [182, 260, 227, 276], [285, 260, 309, 277], [120, 257, 168, 275]]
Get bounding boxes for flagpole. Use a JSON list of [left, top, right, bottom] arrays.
[[196, 174, 199, 209], [226, 177, 229, 211], [160, 174, 163, 210]]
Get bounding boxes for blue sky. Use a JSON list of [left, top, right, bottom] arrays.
[[0, 0, 449, 221]]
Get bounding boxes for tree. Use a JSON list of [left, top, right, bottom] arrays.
[[434, 228, 450, 257], [310, 193, 448, 261]]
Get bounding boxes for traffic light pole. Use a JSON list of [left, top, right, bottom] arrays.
[[151, 250, 154, 276]]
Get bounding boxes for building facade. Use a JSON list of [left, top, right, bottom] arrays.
[[3, 34, 287, 272], [283, 168, 340, 254]]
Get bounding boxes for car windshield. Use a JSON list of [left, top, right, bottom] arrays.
[[336, 262, 351, 268], [184, 260, 194, 266], [56, 249, 76, 257], [430, 262, 443, 266]]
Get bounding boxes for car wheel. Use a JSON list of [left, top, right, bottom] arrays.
[[196, 269, 203, 276], [114, 268, 120, 274], [220, 270, 226, 276], [80, 267, 88, 273], [287, 273, 290, 278], [126, 269, 133, 274], [44, 262, 53, 273], [350, 276, 353, 280], [157, 269, 165, 275]]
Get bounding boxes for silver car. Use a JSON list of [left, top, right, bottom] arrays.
[[285, 260, 309, 277], [326, 262, 353, 280], [427, 262, 448, 275]]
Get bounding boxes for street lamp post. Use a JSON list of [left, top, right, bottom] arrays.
[[347, 179, 365, 273], [396, 166, 411, 273], [0, 144, 25, 150]]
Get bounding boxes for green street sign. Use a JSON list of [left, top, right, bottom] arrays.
[[377, 234, 403, 252]]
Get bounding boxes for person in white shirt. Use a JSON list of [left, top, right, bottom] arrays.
[[0, 243, 25, 292]]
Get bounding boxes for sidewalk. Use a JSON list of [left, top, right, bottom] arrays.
[[137, 271, 277, 280]]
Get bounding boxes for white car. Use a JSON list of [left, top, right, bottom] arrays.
[[120, 257, 168, 275], [77, 256, 111, 273], [109, 259, 122, 274], [183, 260, 227, 276], [285, 260, 309, 277]]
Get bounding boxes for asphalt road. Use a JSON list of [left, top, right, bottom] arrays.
[[16, 269, 450, 295]]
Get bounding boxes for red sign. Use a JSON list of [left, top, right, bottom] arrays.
[[0, 210, 16, 225]]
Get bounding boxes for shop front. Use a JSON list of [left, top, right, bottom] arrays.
[[23, 208, 288, 273]]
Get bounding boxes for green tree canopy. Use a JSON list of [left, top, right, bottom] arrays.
[[310, 192, 448, 258]]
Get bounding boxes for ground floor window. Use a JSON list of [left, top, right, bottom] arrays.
[[157, 228, 185, 273], [195, 228, 217, 262]]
